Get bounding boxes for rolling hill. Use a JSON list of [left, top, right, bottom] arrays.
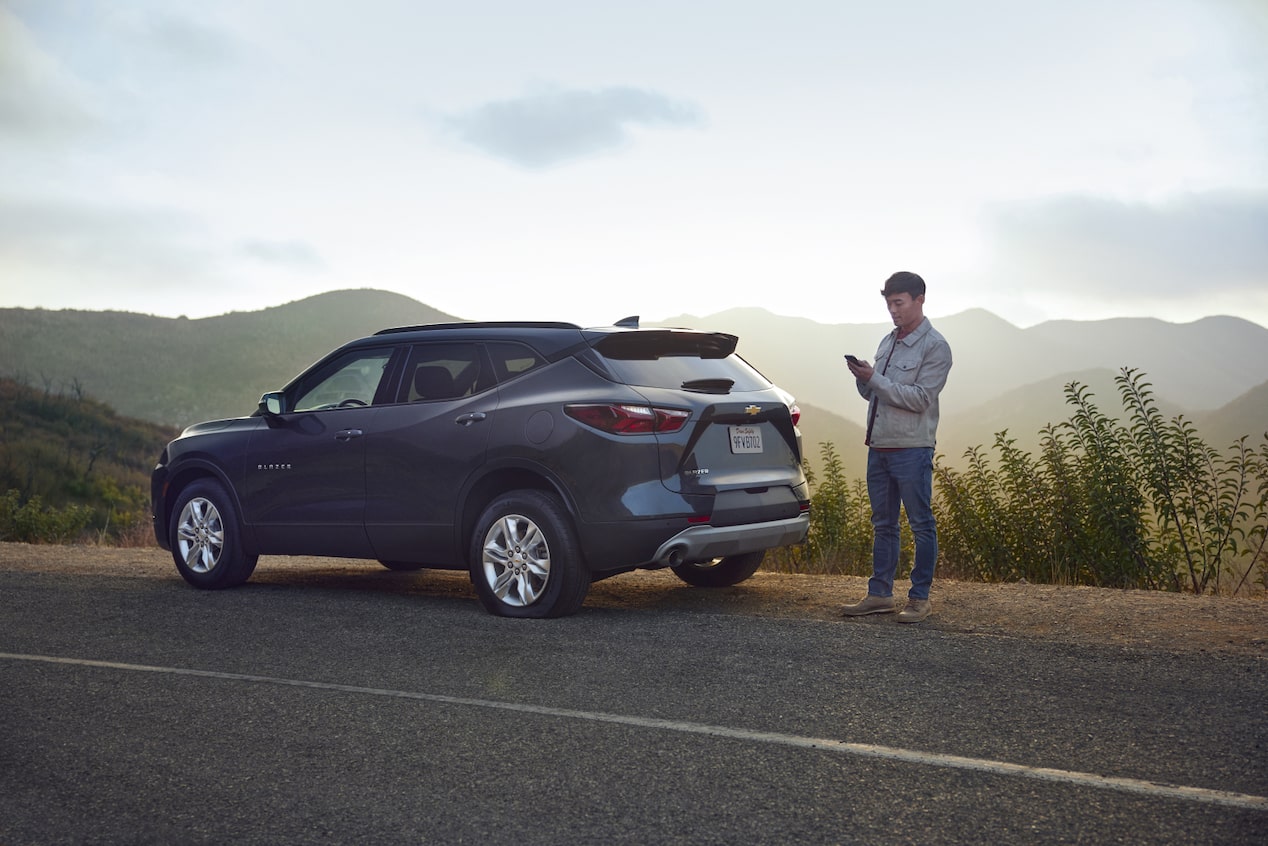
[[654, 306, 1268, 462], [0, 290, 459, 426], [2, 291, 1265, 472]]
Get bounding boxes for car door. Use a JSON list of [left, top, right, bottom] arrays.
[[241, 345, 400, 557], [363, 342, 498, 565]]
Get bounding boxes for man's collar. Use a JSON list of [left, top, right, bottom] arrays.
[[896, 317, 929, 342]]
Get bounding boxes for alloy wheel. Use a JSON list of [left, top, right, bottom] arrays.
[[481, 513, 550, 607], [176, 496, 224, 574]]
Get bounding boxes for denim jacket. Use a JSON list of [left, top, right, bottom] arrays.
[[856, 318, 952, 449]]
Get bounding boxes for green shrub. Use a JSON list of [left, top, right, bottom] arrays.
[[767, 369, 1267, 595], [0, 489, 94, 543], [766, 442, 911, 577]]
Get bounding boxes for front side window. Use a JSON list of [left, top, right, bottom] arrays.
[[292, 349, 396, 412]]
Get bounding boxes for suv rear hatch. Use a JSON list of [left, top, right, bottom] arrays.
[[583, 328, 806, 517]]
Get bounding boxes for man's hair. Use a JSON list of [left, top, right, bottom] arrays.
[[881, 271, 926, 299]]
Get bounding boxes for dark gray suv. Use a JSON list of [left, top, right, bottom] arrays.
[[151, 319, 809, 617]]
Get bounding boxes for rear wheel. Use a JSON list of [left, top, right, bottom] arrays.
[[470, 490, 589, 618], [671, 550, 765, 587], [170, 479, 258, 589]]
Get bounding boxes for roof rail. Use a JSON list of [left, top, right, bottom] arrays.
[[374, 321, 582, 335]]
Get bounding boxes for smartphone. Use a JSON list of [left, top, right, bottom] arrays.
[[844, 354, 862, 365]]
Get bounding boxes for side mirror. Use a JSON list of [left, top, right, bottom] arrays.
[[258, 391, 285, 416]]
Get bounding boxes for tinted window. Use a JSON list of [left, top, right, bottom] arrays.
[[591, 331, 769, 392], [397, 343, 490, 402], [486, 342, 546, 384], [601, 353, 770, 392], [292, 348, 396, 411]]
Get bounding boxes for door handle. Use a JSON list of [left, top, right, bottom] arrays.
[[455, 412, 487, 427], [335, 429, 364, 441]]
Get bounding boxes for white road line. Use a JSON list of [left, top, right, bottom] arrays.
[[5, 651, 1266, 812]]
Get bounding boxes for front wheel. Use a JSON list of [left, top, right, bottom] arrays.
[[169, 479, 258, 589], [470, 490, 589, 618], [671, 550, 765, 587]]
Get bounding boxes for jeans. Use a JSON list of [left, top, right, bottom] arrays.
[[866, 447, 937, 600]]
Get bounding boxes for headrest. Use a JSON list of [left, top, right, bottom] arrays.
[[413, 365, 454, 400]]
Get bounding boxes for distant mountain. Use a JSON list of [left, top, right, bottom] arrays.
[[1, 291, 1264, 470], [1024, 316, 1265, 412], [936, 368, 1190, 463], [793, 402, 868, 481], [1198, 381, 1268, 449], [655, 306, 1268, 462], [0, 290, 459, 426]]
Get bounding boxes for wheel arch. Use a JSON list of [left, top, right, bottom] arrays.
[[457, 463, 581, 563], [159, 461, 255, 553]]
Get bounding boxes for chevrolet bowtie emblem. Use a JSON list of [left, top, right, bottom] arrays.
[[744, 405, 761, 416]]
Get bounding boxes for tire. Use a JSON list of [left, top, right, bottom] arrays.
[[169, 479, 258, 589], [379, 560, 425, 571], [671, 550, 765, 588], [469, 490, 590, 618]]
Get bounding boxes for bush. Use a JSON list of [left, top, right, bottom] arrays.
[[766, 369, 1267, 595], [0, 489, 94, 543], [766, 442, 912, 577]]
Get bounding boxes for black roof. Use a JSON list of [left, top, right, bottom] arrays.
[[352, 321, 738, 362]]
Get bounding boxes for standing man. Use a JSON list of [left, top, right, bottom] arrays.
[[842, 271, 952, 623]]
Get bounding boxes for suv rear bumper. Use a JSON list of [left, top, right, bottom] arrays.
[[651, 513, 809, 566]]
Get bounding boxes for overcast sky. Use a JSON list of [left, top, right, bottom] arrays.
[[2, 0, 1266, 329]]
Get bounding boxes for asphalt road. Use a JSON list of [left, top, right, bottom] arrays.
[[2, 563, 1265, 845]]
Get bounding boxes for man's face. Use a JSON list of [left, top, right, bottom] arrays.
[[886, 293, 925, 332]]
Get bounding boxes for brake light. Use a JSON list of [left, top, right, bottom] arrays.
[[565, 403, 690, 434], [790, 403, 801, 426]]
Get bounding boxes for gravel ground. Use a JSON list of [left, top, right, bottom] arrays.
[[2, 542, 1265, 657]]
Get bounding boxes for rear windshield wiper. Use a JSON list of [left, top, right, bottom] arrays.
[[681, 378, 734, 394]]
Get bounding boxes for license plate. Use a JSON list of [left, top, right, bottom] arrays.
[[728, 425, 763, 454]]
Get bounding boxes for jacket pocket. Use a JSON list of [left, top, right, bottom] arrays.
[[891, 360, 919, 384]]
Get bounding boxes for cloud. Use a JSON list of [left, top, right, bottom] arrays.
[[1, 4, 240, 148], [984, 192, 1268, 297], [442, 85, 704, 168], [0, 197, 203, 272], [0, 7, 100, 140], [130, 11, 239, 70], [239, 239, 324, 269]]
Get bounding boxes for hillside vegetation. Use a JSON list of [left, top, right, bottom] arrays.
[[0, 290, 460, 427], [0, 377, 178, 543], [771, 369, 1268, 596]]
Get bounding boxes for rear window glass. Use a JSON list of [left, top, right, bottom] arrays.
[[486, 342, 546, 383], [594, 332, 770, 391]]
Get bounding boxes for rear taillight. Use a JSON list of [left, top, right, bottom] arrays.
[[790, 403, 801, 426], [565, 403, 690, 434]]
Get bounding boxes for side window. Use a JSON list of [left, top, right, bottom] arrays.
[[486, 342, 545, 384], [397, 343, 490, 403], [292, 349, 396, 412]]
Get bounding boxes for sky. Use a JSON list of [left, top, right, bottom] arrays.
[[2, 0, 1267, 330]]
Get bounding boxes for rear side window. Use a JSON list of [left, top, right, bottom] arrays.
[[593, 331, 770, 392], [397, 343, 491, 402], [486, 342, 546, 384]]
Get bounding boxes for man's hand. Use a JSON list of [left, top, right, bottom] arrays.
[[847, 358, 874, 383]]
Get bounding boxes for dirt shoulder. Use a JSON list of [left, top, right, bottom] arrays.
[[3, 542, 1265, 658]]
